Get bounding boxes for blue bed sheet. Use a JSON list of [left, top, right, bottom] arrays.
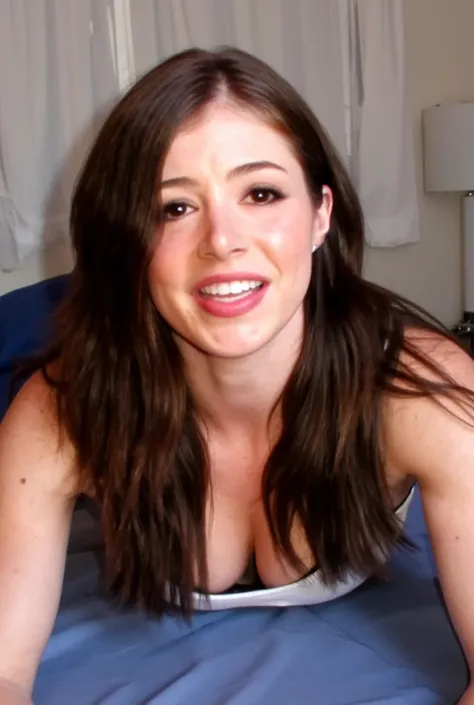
[[0, 278, 469, 704], [33, 490, 467, 705]]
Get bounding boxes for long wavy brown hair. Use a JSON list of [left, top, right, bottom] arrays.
[[28, 47, 473, 616]]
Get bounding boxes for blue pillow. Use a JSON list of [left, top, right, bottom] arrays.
[[0, 275, 70, 420]]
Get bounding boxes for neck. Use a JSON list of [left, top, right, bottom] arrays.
[[177, 309, 304, 439]]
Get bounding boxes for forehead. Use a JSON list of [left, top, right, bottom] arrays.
[[162, 103, 299, 176]]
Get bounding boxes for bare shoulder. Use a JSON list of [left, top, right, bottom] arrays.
[[403, 326, 474, 382], [0, 370, 78, 498], [384, 326, 474, 483]]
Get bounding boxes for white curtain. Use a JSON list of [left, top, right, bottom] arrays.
[[0, 0, 417, 272], [126, 0, 348, 158], [345, 0, 419, 247], [0, 0, 125, 271]]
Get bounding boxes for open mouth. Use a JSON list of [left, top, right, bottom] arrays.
[[193, 276, 269, 318], [199, 280, 264, 301]]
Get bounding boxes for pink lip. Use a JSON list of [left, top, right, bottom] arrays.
[[192, 272, 269, 319]]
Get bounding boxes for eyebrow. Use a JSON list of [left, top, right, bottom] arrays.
[[160, 160, 288, 189]]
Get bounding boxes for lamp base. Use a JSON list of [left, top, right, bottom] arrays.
[[462, 311, 474, 325], [462, 194, 474, 314], [451, 314, 474, 355]]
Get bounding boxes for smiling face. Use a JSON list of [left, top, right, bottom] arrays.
[[148, 102, 332, 360]]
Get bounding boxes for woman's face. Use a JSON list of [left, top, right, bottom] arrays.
[[148, 103, 332, 359]]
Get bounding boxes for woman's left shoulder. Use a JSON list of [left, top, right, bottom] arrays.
[[403, 325, 474, 378], [384, 325, 474, 482]]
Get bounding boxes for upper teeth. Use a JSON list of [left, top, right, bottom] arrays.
[[201, 280, 262, 296]]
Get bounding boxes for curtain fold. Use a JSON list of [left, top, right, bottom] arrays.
[[347, 0, 419, 247], [0, 0, 122, 271], [0, 0, 416, 272], [128, 0, 348, 159]]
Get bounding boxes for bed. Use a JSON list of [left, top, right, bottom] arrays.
[[0, 276, 468, 705]]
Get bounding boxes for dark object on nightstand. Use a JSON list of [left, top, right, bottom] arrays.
[[451, 313, 474, 356]]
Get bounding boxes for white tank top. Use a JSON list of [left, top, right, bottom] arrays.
[[190, 487, 415, 611]]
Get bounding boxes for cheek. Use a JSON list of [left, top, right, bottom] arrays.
[[259, 208, 313, 261], [147, 243, 180, 312], [148, 232, 186, 285], [148, 252, 166, 296]]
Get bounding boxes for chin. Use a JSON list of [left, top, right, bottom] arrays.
[[201, 336, 273, 360], [172, 307, 304, 362], [181, 324, 278, 360]]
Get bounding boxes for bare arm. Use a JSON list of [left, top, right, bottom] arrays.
[[0, 373, 77, 703], [386, 337, 474, 703]]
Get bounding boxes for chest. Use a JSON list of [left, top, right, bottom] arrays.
[[198, 440, 412, 595], [201, 441, 315, 593]]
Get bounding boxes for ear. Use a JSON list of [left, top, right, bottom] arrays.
[[312, 186, 333, 251]]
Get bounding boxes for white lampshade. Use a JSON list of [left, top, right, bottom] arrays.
[[423, 103, 474, 193]]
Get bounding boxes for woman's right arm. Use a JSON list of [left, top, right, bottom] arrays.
[[0, 373, 77, 704]]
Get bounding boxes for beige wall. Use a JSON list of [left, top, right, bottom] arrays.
[[2, 0, 474, 327], [364, 0, 474, 326]]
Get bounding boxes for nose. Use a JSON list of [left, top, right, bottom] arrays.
[[197, 200, 247, 261]]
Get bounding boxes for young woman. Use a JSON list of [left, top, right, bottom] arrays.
[[1, 47, 474, 705]]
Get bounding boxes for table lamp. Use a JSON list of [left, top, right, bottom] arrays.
[[422, 102, 474, 337]]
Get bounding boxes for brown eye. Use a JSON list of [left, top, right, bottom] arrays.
[[162, 201, 192, 221], [245, 187, 283, 205]]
